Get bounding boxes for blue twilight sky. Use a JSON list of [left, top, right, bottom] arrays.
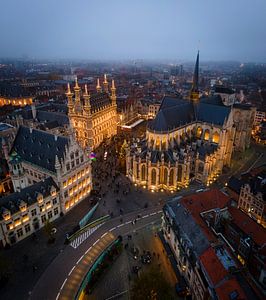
[[1, 0, 266, 62]]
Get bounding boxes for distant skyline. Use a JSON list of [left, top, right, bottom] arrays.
[[1, 0, 266, 62]]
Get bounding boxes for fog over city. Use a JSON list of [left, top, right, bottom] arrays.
[[1, 0, 266, 62]]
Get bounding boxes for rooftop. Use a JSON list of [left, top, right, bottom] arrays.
[[0, 177, 59, 219], [10, 126, 69, 173], [228, 206, 266, 247]]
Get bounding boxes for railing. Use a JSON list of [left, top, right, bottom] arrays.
[[75, 237, 122, 300], [67, 215, 110, 243]]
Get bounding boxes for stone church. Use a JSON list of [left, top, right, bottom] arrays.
[[126, 52, 255, 191]]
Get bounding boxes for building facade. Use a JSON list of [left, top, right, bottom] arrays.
[[162, 190, 247, 300], [0, 96, 33, 107], [126, 53, 255, 191], [67, 76, 117, 150], [0, 177, 60, 247], [5, 126, 92, 214]]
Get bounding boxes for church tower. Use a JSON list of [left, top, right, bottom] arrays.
[[190, 51, 200, 101]]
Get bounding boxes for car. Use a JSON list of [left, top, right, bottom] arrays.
[[141, 253, 151, 264], [175, 282, 190, 297], [132, 266, 141, 274]]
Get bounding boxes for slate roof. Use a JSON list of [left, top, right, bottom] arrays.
[[0, 177, 59, 219], [165, 199, 210, 257], [10, 126, 69, 173], [228, 206, 266, 247], [214, 86, 235, 95], [148, 95, 231, 132], [89, 92, 112, 113]]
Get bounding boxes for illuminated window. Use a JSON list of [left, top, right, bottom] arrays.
[[212, 132, 220, 143], [151, 169, 156, 185], [169, 169, 174, 185], [196, 127, 202, 138], [204, 129, 210, 141]]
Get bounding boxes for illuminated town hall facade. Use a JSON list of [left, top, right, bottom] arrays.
[[67, 76, 117, 150], [126, 53, 255, 191]]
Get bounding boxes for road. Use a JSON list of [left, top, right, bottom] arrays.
[[30, 206, 163, 300]]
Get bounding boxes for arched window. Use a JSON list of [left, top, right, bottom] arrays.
[[141, 165, 146, 181], [196, 127, 203, 138], [169, 169, 174, 185], [212, 131, 220, 143], [151, 169, 156, 185], [177, 165, 182, 182], [155, 138, 160, 150], [163, 168, 168, 184], [204, 129, 210, 141]]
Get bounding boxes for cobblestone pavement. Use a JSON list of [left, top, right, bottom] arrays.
[[89, 221, 181, 300]]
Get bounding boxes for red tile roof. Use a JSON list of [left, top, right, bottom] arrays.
[[215, 278, 247, 300], [200, 247, 228, 286], [181, 189, 230, 241], [228, 207, 266, 247]]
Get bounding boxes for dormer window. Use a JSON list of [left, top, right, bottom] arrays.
[[19, 202, 27, 213], [50, 186, 56, 197], [3, 210, 11, 221], [37, 193, 43, 204]]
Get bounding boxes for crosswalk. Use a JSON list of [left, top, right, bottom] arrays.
[[70, 224, 102, 249]]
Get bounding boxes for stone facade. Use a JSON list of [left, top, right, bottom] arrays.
[[67, 76, 117, 150]]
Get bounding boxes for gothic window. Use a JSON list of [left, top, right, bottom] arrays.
[[212, 132, 220, 143], [163, 168, 168, 184], [70, 152, 74, 160], [204, 129, 210, 141], [151, 169, 156, 185], [75, 150, 79, 157], [196, 127, 203, 138], [169, 169, 174, 185], [141, 165, 146, 181], [177, 165, 182, 182]]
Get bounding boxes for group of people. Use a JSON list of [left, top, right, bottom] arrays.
[[91, 136, 132, 217]]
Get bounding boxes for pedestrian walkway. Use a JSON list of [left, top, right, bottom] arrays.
[[70, 224, 103, 249]]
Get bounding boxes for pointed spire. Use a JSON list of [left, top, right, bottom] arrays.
[[75, 76, 79, 89], [67, 82, 71, 94], [55, 155, 60, 169], [192, 51, 199, 92], [190, 51, 200, 101], [103, 74, 109, 92], [84, 84, 88, 95], [111, 79, 116, 90], [96, 78, 101, 93]]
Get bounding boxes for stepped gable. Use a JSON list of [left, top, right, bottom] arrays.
[[10, 126, 69, 172], [0, 177, 59, 219]]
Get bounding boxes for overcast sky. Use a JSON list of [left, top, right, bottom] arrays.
[[1, 0, 266, 62]]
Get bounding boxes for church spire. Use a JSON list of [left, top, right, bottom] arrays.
[[74, 76, 81, 106], [111, 79, 116, 107], [66, 83, 74, 114], [103, 74, 108, 93], [83, 84, 91, 115], [96, 78, 101, 93], [190, 51, 200, 101]]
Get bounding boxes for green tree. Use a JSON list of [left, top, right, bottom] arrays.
[[44, 220, 54, 242], [131, 265, 174, 300]]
